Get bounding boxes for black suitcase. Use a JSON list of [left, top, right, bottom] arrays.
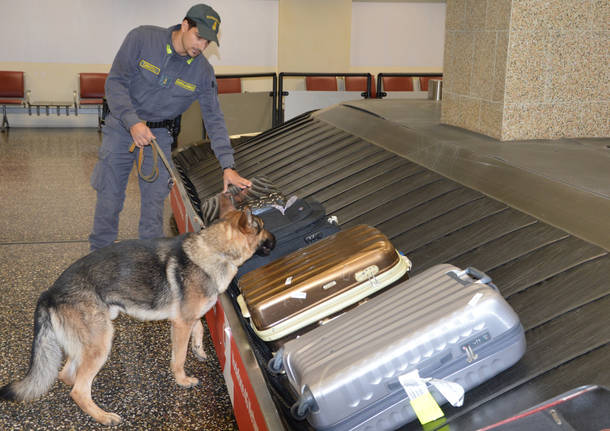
[[236, 197, 340, 280]]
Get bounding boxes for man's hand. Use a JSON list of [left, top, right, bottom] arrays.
[[130, 122, 156, 148], [223, 169, 252, 192]]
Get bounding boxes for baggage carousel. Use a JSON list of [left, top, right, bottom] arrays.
[[170, 99, 610, 431]]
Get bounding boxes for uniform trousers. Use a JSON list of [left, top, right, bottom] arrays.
[[89, 114, 174, 251]]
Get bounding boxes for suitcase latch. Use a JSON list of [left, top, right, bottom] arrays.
[[463, 345, 478, 363], [355, 265, 379, 282], [322, 280, 337, 290]]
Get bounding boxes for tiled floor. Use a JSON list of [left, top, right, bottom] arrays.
[[0, 129, 238, 430]]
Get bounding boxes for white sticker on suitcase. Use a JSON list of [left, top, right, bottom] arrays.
[[429, 378, 464, 407], [290, 291, 307, 299], [398, 369, 465, 408], [399, 370, 444, 423], [399, 370, 430, 400]]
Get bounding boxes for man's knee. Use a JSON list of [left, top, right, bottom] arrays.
[[136, 175, 169, 239]]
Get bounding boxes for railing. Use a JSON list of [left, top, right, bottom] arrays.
[[375, 73, 443, 99], [215, 73, 278, 127], [277, 72, 374, 124], [4, 71, 445, 129]]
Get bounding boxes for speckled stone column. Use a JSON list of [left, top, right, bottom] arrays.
[[441, 0, 609, 141]]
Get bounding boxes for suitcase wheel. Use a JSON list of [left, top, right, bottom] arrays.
[[291, 402, 308, 420], [291, 386, 316, 421], [267, 349, 285, 375]]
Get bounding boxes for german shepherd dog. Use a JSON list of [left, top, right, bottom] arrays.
[[0, 208, 275, 425]]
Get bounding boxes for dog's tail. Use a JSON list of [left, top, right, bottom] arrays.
[[0, 292, 62, 402]]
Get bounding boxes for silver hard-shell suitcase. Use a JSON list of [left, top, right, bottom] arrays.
[[269, 264, 526, 431]]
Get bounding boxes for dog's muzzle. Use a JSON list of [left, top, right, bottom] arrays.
[[256, 232, 276, 256]]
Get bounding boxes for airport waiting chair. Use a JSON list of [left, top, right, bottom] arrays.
[[382, 76, 414, 92], [75, 73, 108, 130], [344, 76, 376, 98], [419, 76, 442, 92], [305, 76, 338, 91], [217, 77, 242, 94], [0, 70, 28, 131]]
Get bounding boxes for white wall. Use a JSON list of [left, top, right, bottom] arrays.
[[2, 0, 444, 70], [0, 0, 278, 67], [351, 2, 445, 69]]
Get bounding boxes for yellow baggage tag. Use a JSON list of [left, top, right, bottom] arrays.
[[410, 390, 445, 424], [398, 370, 445, 425]]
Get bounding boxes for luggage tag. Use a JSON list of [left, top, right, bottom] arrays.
[[398, 369, 465, 425]]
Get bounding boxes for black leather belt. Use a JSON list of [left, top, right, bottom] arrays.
[[101, 100, 181, 151], [145, 116, 182, 150], [146, 119, 178, 129]]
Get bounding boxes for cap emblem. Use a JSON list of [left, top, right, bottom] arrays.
[[206, 15, 219, 31]]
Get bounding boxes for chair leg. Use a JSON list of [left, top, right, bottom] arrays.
[[1, 105, 8, 132], [97, 105, 103, 132]]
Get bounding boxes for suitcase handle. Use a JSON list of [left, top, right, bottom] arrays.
[[465, 267, 492, 284], [449, 267, 499, 291]]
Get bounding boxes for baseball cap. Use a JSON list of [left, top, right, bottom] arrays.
[[186, 4, 221, 46]]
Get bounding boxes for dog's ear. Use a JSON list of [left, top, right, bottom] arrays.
[[231, 187, 250, 206], [218, 192, 237, 218], [237, 206, 254, 233]]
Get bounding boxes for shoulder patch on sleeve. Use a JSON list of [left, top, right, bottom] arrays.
[[175, 79, 197, 92]]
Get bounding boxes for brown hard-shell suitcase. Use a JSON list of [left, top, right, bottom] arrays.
[[236, 224, 411, 341]]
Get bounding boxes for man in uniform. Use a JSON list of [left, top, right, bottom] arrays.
[[89, 4, 251, 251]]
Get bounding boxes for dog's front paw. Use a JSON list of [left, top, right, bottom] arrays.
[[99, 412, 122, 426], [192, 344, 208, 361], [176, 376, 200, 388]]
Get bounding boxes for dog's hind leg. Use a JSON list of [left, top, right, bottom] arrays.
[[58, 358, 76, 386], [170, 319, 199, 388], [69, 320, 121, 426], [190, 319, 208, 361]]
